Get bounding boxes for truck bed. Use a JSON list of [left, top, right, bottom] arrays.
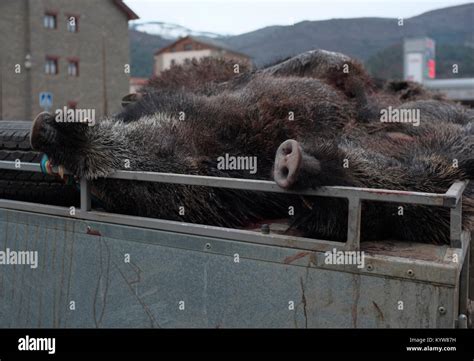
[[0, 158, 471, 328], [0, 205, 470, 328]]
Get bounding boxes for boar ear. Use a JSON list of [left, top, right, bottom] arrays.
[[31, 111, 55, 150], [121, 93, 142, 108]]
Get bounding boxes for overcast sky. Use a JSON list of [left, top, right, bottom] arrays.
[[126, 0, 471, 35]]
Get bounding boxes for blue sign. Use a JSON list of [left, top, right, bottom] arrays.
[[39, 92, 53, 110]]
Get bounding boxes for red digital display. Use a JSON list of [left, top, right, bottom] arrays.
[[428, 59, 436, 79]]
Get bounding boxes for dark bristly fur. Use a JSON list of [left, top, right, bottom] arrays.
[[31, 50, 473, 244]]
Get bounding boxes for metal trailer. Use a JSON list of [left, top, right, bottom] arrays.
[[0, 160, 471, 328]]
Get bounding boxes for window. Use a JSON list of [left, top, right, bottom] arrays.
[[170, 59, 176, 67], [67, 60, 79, 76], [43, 13, 57, 29], [184, 43, 193, 51], [45, 57, 58, 75], [67, 15, 79, 32]]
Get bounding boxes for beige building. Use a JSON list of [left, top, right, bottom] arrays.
[[154, 36, 251, 75], [0, 0, 138, 120]]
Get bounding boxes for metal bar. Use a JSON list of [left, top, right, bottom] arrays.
[[80, 178, 91, 212], [0, 199, 73, 218], [458, 314, 468, 329], [345, 197, 361, 251], [0, 160, 68, 174], [444, 181, 468, 207], [458, 236, 470, 317], [471, 231, 474, 301], [108, 169, 453, 206], [450, 200, 463, 248], [0, 161, 44, 173], [0, 161, 460, 207]]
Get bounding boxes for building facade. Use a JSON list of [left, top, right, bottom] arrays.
[[403, 37, 436, 83], [403, 37, 474, 105], [0, 0, 138, 120], [154, 36, 251, 75]]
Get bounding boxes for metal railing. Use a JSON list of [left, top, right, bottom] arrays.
[[0, 160, 468, 251]]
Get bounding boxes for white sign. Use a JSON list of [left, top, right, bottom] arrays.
[[406, 53, 423, 83], [39, 92, 53, 110]]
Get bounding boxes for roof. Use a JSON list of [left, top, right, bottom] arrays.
[[113, 0, 139, 20], [154, 36, 250, 58], [130, 77, 149, 85]]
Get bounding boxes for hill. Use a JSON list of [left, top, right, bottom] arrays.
[[130, 3, 474, 79]]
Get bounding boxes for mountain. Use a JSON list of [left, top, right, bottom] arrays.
[[129, 29, 173, 77], [130, 3, 474, 79], [130, 21, 224, 40], [220, 3, 474, 67]]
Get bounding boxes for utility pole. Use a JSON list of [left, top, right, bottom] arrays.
[[0, 56, 3, 120], [25, 0, 32, 120], [102, 33, 108, 117]]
